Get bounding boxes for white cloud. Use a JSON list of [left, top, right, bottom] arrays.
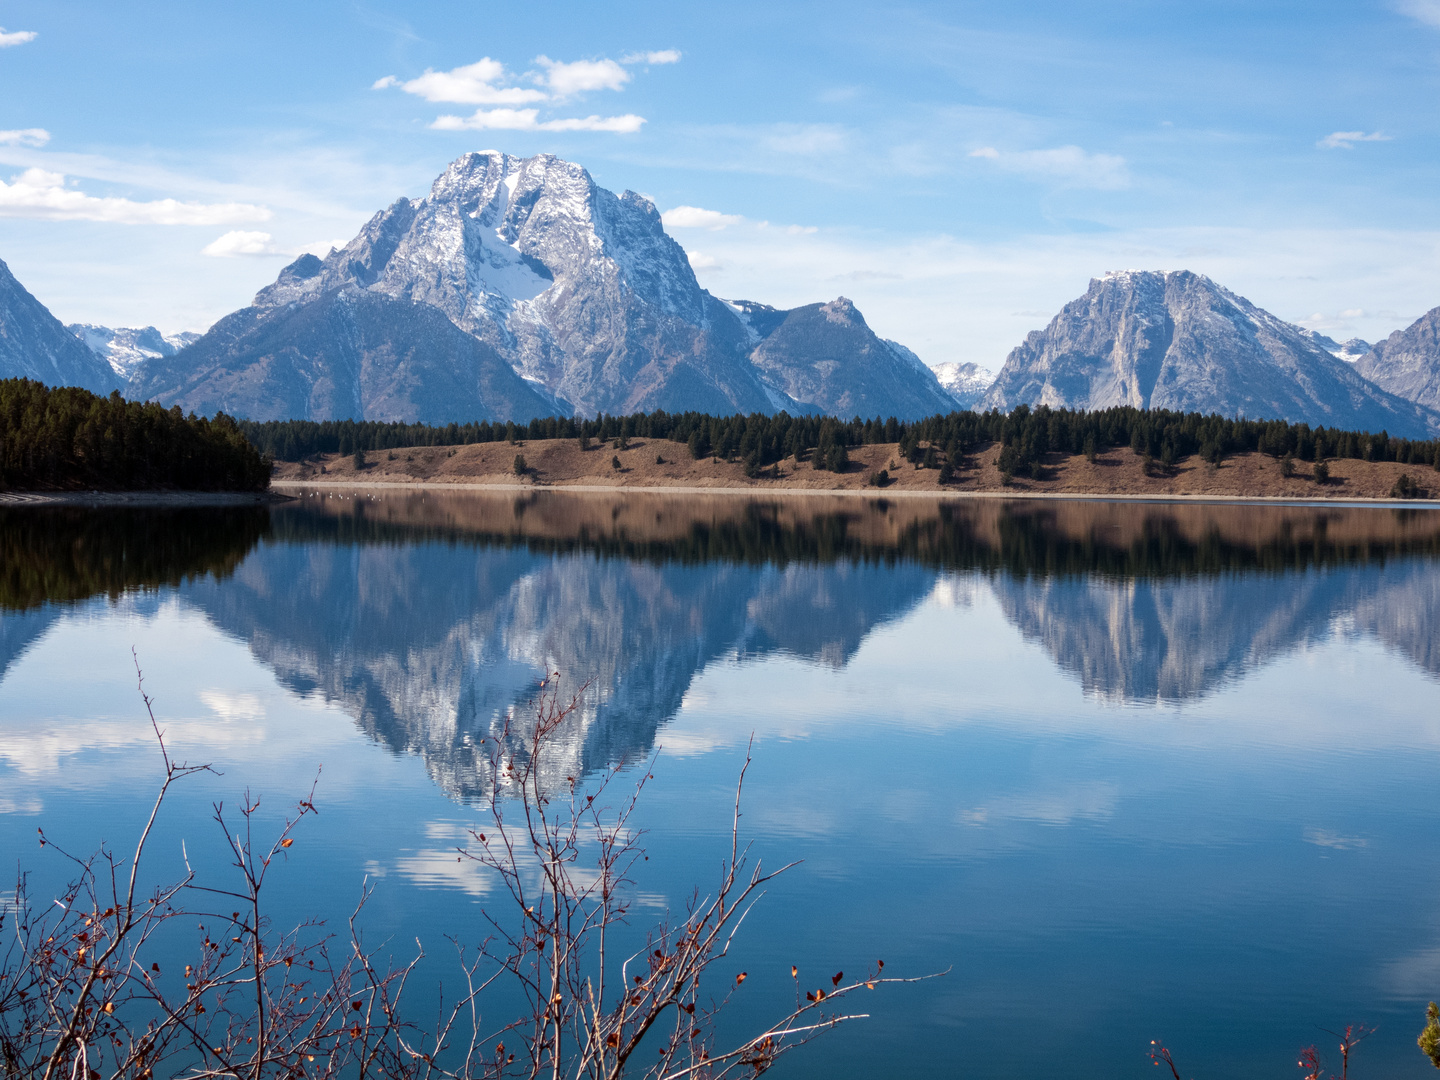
[[1318, 130, 1392, 149], [536, 55, 630, 96], [0, 168, 272, 224], [0, 27, 37, 47], [431, 108, 645, 133], [0, 128, 49, 147], [621, 49, 681, 65], [378, 58, 548, 105], [662, 205, 742, 229], [686, 251, 722, 271], [1395, 0, 1440, 27], [201, 230, 284, 257], [968, 144, 1129, 189]]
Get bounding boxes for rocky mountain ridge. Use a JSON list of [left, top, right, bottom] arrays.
[[980, 270, 1440, 438], [1356, 304, 1440, 412]]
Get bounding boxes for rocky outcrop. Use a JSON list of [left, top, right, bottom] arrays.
[[0, 258, 119, 394], [1356, 305, 1440, 412], [981, 270, 1440, 438]]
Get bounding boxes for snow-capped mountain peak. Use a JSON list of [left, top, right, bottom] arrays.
[[68, 323, 199, 379]]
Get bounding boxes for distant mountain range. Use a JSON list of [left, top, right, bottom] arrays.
[[3, 151, 1440, 433], [68, 323, 199, 381]]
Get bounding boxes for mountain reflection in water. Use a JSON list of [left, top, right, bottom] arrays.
[[4, 490, 1440, 797]]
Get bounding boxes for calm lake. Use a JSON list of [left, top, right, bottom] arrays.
[[3, 489, 1440, 1077]]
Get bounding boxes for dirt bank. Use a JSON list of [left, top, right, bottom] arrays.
[[270, 439, 1439, 502]]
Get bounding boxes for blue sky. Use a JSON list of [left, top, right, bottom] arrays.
[[0, 0, 1437, 368]]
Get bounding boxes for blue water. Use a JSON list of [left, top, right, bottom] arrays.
[[2, 490, 1439, 1077]]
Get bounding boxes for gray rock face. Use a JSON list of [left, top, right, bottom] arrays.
[[130, 286, 562, 423], [67, 323, 199, 381], [134, 152, 950, 422], [1355, 305, 1440, 411], [746, 297, 957, 418], [0, 258, 119, 394], [981, 270, 1440, 437]]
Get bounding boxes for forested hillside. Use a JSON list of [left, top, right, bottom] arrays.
[[0, 379, 270, 491]]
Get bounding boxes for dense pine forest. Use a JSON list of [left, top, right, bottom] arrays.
[[0, 379, 271, 492], [240, 404, 1440, 480]]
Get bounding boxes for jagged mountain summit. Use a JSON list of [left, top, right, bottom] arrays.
[[68, 324, 199, 381], [980, 270, 1440, 438], [1356, 305, 1440, 412], [132, 151, 952, 422], [0, 258, 118, 395]]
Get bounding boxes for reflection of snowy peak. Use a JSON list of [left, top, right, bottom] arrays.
[[182, 536, 934, 800], [68, 323, 199, 380], [132, 152, 954, 422]]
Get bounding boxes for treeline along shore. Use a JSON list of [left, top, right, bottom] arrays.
[[6, 373, 1440, 497], [0, 378, 270, 492], [244, 404, 1440, 475], [254, 403, 1440, 500]]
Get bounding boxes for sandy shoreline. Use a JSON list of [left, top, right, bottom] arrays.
[[269, 478, 1440, 508]]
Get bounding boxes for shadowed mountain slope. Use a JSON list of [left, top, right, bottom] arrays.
[[0, 258, 118, 395]]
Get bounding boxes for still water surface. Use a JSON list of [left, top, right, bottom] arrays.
[[3, 490, 1440, 1077]]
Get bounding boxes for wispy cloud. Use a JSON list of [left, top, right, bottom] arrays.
[[535, 56, 630, 96], [1317, 130, 1392, 149], [621, 49, 681, 65], [431, 108, 644, 133], [1394, 0, 1440, 27], [662, 205, 742, 229], [968, 145, 1129, 189], [0, 128, 49, 147], [0, 27, 37, 48], [0, 168, 271, 224]]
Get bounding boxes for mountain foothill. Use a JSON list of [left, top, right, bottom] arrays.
[[1, 150, 1439, 437]]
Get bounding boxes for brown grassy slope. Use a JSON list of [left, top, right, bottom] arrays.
[[271, 439, 1439, 500]]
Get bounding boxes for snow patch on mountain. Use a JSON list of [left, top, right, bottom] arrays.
[[931, 361, 996, 408]]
